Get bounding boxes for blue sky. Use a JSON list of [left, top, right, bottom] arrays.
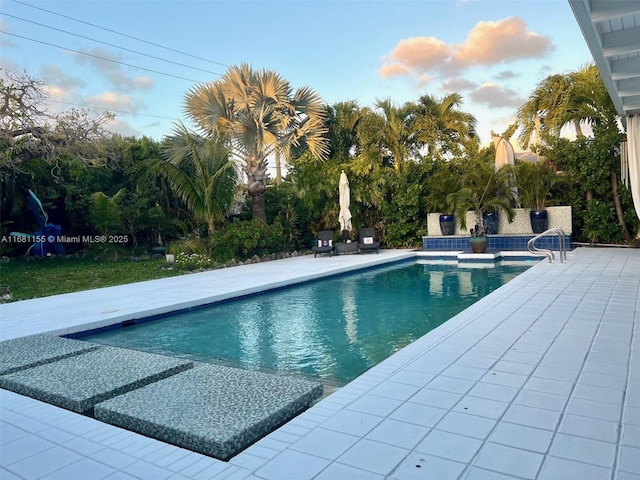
[[1, 0, 593, 149]]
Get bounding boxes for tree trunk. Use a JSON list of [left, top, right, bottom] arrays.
[[611, 170, 632, 243], [275, 151, 282, 186], [244, 156, 269, 222], [251, 191, 266, 222]]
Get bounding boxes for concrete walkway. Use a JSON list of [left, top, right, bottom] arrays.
[[1, 247, 639, 479]]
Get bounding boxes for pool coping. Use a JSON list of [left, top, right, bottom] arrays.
[[1, 247, 638, 480]]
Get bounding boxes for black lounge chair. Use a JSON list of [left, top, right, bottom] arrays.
[[358, 227, 380, 254], [313, 230, 335, 257]]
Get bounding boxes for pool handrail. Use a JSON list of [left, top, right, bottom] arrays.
[[527, 228, 566, 263]]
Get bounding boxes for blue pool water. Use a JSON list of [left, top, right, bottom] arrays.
[[80, 261, 531, 384]]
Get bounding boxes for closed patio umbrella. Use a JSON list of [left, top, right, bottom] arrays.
[[338, 170, 352, 237], [493, 135, 515, 168]]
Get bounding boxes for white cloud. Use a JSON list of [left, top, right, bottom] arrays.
[[469, 82, 524, 109], [73, 47, 155, 92]]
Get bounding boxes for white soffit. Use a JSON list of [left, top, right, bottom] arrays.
[[569, 0, 640, 123]]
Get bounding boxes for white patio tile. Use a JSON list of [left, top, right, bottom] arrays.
[[368, 381, 420, 401], [467, 382, 519, 402], [389, 402, 448, 427], [502, 404, 560, 431], [289, 428, 358, 460], [533, 365, 581, 383], [618, 446, 640, 474], [624, 406, 640, 426], [337, 439, 409, 476], [314, 462, 385, 480], [513, 389, 568, 412], [454, 355, 497, 369], [40, 458, 116, 480], [622, 424, 640, 448], [415, 429, 482, 463], [387, 370, 435, 387], [453, 396, 509, 419], [409, 388, 463, 409], [345, 394, 402, 417], [572, 382, 624, 405], [365, 419, 431, 449], [0, 435, 55, 465], [436, 412, 497, 440], [523, 376, 574, 395], [491, 360, 536, 376], [7, 445, 82, 479], [442, 365, 487, 381], [537, 456, 612, 480], [255, 450, 330, 480], [92, 447, 138, 470], [615, 472, 640, 480], [549, 433, 616, 468], [0, 467, 22, 480], [558, 414, 619, 443], [320, 410, 382, 436], [579, 371, 628, 389], [489, 422, 553, 453], [0, 424, 28, 445], [426, 375, 475, 394], [463, 466, 524, 479], [565, 397, 623, 422], [388, 453, 465, 480], [473, 443, 544, 479], [480, 370, 528, 388]]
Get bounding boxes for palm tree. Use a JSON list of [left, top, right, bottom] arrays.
[[516, 64, 618, 149], [373, 99, 414, 171], [184, 63, 329, 221], [516, 64, 632, 241], [147, 125, 238, 234], [413, 93, 478, 158]]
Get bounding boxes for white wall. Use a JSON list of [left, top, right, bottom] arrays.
[[426, 206, 572, 236]]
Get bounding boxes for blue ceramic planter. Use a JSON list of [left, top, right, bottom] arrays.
[[439, 214, 455, 235], [530, 209, 548, 234]]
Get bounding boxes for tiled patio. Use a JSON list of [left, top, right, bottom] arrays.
[[1, 247, 639, 479]]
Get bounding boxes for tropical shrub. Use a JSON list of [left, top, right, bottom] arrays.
[[209, 219, 284, 262]]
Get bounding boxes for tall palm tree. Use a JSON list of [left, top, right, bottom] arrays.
[[516, 64, 631, 241], [148, 125, 238, 234], [373, 99, 414, 171], [184, 63, 329, 221], [516, 64, 618, 149], [413, 93, 478, 158]]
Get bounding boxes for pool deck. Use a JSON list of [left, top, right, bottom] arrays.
[[1, 247, 639, 479]]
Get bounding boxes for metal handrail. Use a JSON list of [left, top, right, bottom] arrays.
[[527, 228, 566, 263]]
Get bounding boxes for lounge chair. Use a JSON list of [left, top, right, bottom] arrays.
[[312, 230, 335, 257], [358, 227, 380, 254]]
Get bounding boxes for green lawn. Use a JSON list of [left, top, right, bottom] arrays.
[[0, 257, 183, 301]]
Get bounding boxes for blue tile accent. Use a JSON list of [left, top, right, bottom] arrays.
[[422, 235, 571, 252]]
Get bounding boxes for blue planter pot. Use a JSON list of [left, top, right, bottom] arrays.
[[530, 209, 548, 234], [439, 214, 455, 235], [482, 212, 499, 235]]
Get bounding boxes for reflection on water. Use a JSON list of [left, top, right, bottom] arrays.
[[82, 261, 531, 384]]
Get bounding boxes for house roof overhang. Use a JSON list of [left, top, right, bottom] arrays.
[[569, 0, 640, 128]]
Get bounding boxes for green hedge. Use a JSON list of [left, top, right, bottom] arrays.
[[210, 219, 284, 262]]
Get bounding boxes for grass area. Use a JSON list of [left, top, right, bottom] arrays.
[[0, 257, 183, 301]]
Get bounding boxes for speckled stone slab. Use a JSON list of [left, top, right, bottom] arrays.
[[94, 363, 323, 460], [0, 346, 192, 413], [0, 334, 100, 375]]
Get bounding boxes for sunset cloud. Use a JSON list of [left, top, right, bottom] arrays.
[[453, 17, 552, 67], [379, 36, 452, 78], [85, 91, 144, 113], [379, 17, 553, 81]]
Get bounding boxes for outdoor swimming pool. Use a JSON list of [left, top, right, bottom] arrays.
[[79, 261, 532, 385]]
